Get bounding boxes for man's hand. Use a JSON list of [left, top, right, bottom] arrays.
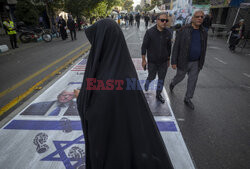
[[74, 89, 80, 98], [142, 59, 147, 69], [142, 55, 147, 69], [172, 64, 177, 69]]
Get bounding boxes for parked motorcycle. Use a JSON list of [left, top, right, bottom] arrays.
[[16, 22, 52, 43]]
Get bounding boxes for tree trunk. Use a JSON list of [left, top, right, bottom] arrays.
[[46, 2, 52, 29]]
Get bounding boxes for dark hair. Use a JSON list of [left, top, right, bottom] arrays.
[[156, 13, 168, 19]]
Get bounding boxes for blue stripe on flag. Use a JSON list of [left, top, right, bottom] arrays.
[[4, 120, 177, 132]]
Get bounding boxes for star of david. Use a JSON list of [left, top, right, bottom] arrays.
[[41, 135, 85, 169]]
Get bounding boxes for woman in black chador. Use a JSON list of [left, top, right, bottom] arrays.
[[76, 19, 174, 169]]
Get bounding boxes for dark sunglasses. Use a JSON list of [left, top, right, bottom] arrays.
[[159, 19, 168, 23], [194, 15, 204, 19]]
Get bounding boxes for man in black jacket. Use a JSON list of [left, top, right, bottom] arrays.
[[141, 13, 172, 103], [170, 10, 207, 110], [229, 19, 245, 52], [135, 13, 141, 28], [67, 15, 77, 41], [144, 13, 150, 29]]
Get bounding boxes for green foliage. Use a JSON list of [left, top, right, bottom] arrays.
[[151, 0, 161, 7], [64, 0, 121, 19], [123, 0, 134, 12], [91, 1, 109, 18], [142, 3, 151, 12], [15, 0, 39, 25], [193, 0, 210, 4], [106, 0, 123, 11], [64, 0, 87, 18], [135, 4, 142, 12]]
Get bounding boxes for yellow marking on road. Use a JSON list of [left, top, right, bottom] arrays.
[[0, 46, 91, 116], [0, 43, 88, 99]]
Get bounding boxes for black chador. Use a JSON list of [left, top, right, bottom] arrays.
[[77, 19, 174, 169], [58, 18, 67, 40]]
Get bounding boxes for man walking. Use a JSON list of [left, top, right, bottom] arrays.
[[129, 14, 134, 26], [67, 15, 77, 41], [144, 14, 150, 29], [170, 10, 208, 110], [3, 16, 18, 49], [141, 13, 172, 103], [135, 13, 141, 28], [229, 19, 245, 52]]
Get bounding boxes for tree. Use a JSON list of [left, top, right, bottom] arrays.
[[33, 0, 64, 28], [91, 1, 109, 18], [135, 4, 142, 12], [64, 0, 87, 18], [151, 0, 161, 7], [142, 3, 151, 12], [15, 0, 39, 25], [192, 0, 210, 4], [123, 0, 134, 12], [106, 0, 123, 12]]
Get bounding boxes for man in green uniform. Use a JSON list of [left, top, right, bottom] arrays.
[[3, 16, 18, 49]]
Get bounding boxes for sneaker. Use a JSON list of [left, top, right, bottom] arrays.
[[184, 98, 194, 110], [156, 94, 165, 104], [169, 83, 174, 92]]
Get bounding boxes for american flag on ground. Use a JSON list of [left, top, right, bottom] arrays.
[[71, 59, 87, 71]]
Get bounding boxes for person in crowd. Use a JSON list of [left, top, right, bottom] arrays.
[[229, 19, 245, 52], [74, 19, 174, 169], [166, 13, 174, 28], [129, 13, 134, 26], [58, 16, 67, 40], [144, 13, 150, 29], [202, 13, 212, 32], [170, 10, 208, 110], [124, 14, 129, 27], [185, 13, 192, 25], [135, 13, 141, 28], [3, 16, 18, 49], [141, 13, 172, 104], [67, 15, 77, 41]]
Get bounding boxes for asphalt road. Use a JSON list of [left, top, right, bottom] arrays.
[[0, 31, 90, 119], [1, 21, 250, 169], [123, 22, 250, 169]]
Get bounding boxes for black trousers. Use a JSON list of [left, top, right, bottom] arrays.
[[9, 34, 17, 49], [145, 62, 168, 95], [145, 21, 149, 29], [70, 29, 76, 40], [136, 21, 140, 28], [229, 34, 240, 51]]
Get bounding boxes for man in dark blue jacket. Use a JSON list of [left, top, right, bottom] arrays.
[[141, 13, 172, 103], [170, 10, 208, 110]]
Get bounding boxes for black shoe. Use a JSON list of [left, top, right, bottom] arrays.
[[184, 99, 194, 110], [15, 46, 18, 48], [156, 94, 165, 104], [169, 83, 174, 92], [144, 83, 149, 91]]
